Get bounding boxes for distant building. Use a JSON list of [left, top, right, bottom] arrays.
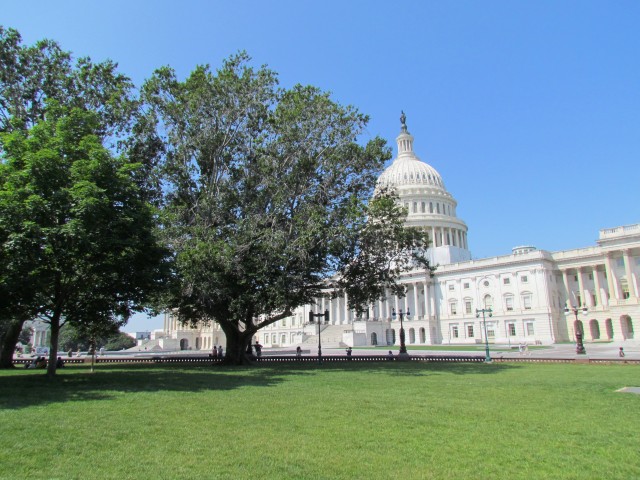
[[162, 118, 639, 351]]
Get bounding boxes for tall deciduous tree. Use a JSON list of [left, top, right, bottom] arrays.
[[0, 104, 170, 374], [145, 53, 431, 364], [0, 27, 166, 368]]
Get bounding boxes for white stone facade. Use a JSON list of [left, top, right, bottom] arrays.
[[162, 121, 639, 351]]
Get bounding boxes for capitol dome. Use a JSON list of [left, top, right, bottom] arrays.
[[375, 112, 471, 265], [377, 155, 446, 189], [376, 117, 446, 191]]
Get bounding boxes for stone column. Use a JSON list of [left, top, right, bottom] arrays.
[[623, 250, 638, 299], [423, 281, 430, 320], [592, 266, 603, 308], [413, 283, 420, 319], [431, 227, 436, 248], [562, 270, 571, 307], [576, 268, 585, 307], [604, 254, 620, 301]]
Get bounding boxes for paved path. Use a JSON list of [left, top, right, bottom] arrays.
[[319, 341, 640, 360]]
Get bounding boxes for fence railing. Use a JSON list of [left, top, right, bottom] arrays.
[[12, 354, 640, 366]]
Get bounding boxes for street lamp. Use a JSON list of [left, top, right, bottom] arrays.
[[392, 307, 410, 355], [565, 305, 588, 354], [309, 310, 330, 364], [476, 308, 493, 363]]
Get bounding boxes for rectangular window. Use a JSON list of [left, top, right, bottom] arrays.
[[452, 326, 459, 338], [448, 284, 455, 291], [450, 303, 457, 315], [508, 323, 516, 336], [282, 317, 287, 327], [505, 297, 514, 311], [521, 275, 528, 283], [588, 273, 593, 280], [463, 282, 470, 289], [523, 295, 532, 310], [526, 322, 535, 336], [617, 258, 624, 267], [503, 278, 510, 285], [487, 327, 495, 338], [467, 325, 474, 338], [465, 301, 472, 314], [413, 202, 417, 213]]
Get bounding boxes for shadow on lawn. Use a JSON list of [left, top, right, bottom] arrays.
[[0, 361, 520, 409]]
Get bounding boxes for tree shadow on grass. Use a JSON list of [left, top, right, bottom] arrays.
[[0, 361, 521, 410], [300, 359, 522, 377]]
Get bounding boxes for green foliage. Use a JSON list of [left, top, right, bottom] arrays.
[[0, 363, 638, 479], [103, 332, 135, 351], [145, 52, 431, 362], [0, 104, 170, 373], [57, 324, 134, 351], [17, 324, 31, 345], [0, 26, 136, 141]]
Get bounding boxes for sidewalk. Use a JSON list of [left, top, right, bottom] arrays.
[[323, 342, 640, 360]]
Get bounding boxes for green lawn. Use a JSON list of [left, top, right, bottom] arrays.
[[0, 362, 638, 480]]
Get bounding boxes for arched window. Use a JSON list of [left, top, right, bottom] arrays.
[[483, 295, 493, 309], [409, 328, 416, 344], [419, 328, 426, 343]]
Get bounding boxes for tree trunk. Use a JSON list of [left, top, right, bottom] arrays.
[[46, 313, 61, 377], [0, 318, 25, 369], [221, 325, 255, 365]]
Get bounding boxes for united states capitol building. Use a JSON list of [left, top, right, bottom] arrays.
[[159, 119, 639, 352]]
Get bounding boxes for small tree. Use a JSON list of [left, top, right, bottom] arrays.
[[145, 53, 431, 364]]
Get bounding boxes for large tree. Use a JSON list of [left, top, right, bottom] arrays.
[[0, 104, 170, 375], [0, 27, 166, 368], [145, 53, 430, 364]]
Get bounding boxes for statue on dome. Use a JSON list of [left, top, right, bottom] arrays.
[[400, 110, 407, 132]]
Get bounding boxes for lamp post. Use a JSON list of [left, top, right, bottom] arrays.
[[565, 305, 588, 354], [392, 307, 410, 355], [476, 308, 493, 363], [309, 310, 330, 364]]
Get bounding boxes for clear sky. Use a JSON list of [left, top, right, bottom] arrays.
[[4, 0, 639, 331]]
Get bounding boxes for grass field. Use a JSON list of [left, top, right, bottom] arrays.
[[0, 361, 638, 480]]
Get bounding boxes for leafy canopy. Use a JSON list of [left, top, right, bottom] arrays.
[[145, 53, 430, 360]]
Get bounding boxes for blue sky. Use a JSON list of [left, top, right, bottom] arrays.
[[4, 1, 639, 331]]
